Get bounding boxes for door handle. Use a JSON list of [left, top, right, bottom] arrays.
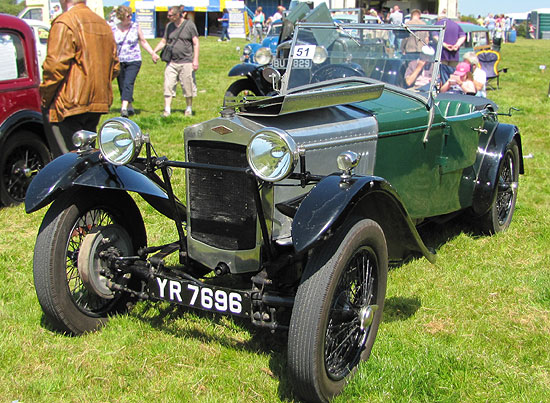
[[473, 127, 488, 134]]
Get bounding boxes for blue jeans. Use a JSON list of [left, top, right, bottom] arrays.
[[221, 26, 230, 41], [117, 61, 142, 102]]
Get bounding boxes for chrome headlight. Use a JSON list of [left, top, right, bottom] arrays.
[[255, 47, 273, 65], [98, 117, 144, 165], [313, 46, 328, 64], [247, 128, 298, 182]]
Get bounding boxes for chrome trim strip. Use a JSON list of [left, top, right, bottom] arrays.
[[298, 133, 378, 151]]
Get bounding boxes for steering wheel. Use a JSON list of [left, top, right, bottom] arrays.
[[311, 64, 366, 83]]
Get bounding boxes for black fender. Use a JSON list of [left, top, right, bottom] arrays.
[[25, 151, 184, 220], [228, 63, 262, 78], [292, 174, 436, 263], [0, 109, 45, 147], [228, 63, 273, 94], [471, 122, 523, 216]]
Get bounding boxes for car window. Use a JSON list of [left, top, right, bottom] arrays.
[[21, 8, 43, 21], [472, 31, 488, 47], [0, 32, 27, 81]]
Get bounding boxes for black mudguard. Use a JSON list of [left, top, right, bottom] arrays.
[[0, 109, 44, 146], [471, 122, 523, 216], [228, 63, 261, 77], [292, 174, 436, 263], [25, 151, 178, 218]]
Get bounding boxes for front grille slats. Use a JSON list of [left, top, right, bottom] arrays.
[[187, 141, 257, 250]]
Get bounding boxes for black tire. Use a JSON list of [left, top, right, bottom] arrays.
[[33, 188, 147, 335], [0, 131, 51, 206], [479, 139, 519, 234], [288, 219, 388, 403], [225, 79, 258, 98]]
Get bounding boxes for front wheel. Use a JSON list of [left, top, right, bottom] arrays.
[[479, 139, 519, 234], [288, 219, 388, 402], [225, 78, 259, 99], [33, 189, 147, 335]]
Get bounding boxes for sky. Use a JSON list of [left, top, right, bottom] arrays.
[[459, 0, 549, 16], [104, 0, 126, 6]]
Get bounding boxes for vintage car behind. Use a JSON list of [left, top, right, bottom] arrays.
[[26, 22, 522, 402], [459, 22, 491, 56], [0, 13, 51, 206], [226, 2, 332, 98]]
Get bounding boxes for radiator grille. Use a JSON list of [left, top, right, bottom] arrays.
[[187, 141, 256, 250]]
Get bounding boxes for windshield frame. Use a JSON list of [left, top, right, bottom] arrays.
[[279, 22, 446, 104]]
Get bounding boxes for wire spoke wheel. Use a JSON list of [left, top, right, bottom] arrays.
[[288, 219, 388, 402], [479, 139, 519, 234], [0, 131, 50, 206], [495, 150, 517, 226], [65, 208, 119, 315], [325, 246, 377, 380], [33, 189, 146, 335]]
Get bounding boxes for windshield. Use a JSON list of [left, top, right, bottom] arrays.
[[280, 23, 444, 96]]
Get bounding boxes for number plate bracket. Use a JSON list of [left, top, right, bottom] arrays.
[[148, 275, 252, 318]]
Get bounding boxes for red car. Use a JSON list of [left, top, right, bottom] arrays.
[[0, 13, 51, 205]]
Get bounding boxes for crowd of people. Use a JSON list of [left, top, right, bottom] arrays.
[[476, 13, 513, 44], [248, 5, 285, 43]]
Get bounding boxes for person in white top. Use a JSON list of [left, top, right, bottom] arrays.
[[389, 5, 403, 25], [463, 52, 487, 97]]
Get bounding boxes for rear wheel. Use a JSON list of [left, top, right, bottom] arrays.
[[479, 139, 519, 234], [288, 219, 388, 402], [0, 131, 51, 206], [33, 189, 146, 335]]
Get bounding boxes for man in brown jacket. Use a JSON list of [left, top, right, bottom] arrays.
[[40, 0, 119, 155]]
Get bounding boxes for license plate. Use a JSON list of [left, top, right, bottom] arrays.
[[272, 58, 312, 70], [149, 276, 251, 318]]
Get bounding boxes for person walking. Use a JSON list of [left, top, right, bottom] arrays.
[[152, 6, 199, 117], [112, 5, 157, 117], [218, 8, 230, 41], [252, 7, 265, 43], [40, 0, 119, 156]]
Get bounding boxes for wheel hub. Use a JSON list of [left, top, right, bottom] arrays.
[[359, 305, 378, 331], [11, 160, 33, 178], [77, 224, 133, 299]]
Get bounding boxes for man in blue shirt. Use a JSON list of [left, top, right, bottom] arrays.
[[218, 8, 230, 41]]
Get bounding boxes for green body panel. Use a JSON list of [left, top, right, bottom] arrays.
[[355, 90, 483, 219]]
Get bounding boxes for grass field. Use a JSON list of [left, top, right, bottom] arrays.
[[1, 36, 549, 402]]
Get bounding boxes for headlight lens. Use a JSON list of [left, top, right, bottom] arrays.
[[313, 46, 328, 64], [98, 117, 143, 165], [247, 128, 298, 182], [255, 47, 273, 65]]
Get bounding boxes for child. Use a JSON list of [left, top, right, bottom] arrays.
[[440, 61, 476, 95]]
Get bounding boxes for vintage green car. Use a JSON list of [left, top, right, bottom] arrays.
[[26, 23, 522, 402], [459, 22, 492, 56]]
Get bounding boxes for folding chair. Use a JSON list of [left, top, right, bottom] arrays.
[[476, 49, 508, 90]]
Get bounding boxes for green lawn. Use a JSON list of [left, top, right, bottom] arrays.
[[1, 36, 549, 402]]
